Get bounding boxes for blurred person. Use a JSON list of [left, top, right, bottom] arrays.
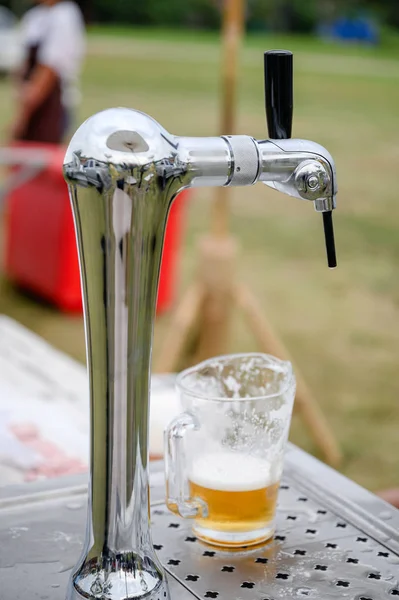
[[9, 0, 86, 144]]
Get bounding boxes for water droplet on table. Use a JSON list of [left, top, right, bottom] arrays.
[[66, 502, 83, 510], [379, 511, 393, 521]]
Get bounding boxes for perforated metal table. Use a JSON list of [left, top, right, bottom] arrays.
[[1, 445, 399, 600]]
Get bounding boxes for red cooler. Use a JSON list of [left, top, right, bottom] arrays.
[[4, 143, 187, 314]]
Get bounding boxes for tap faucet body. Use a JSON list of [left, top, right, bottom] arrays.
[[63, 107, 337, 600]]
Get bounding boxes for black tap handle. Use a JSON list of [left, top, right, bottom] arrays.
[[264, 50, 293, 139], [323, 211, 337, 268]]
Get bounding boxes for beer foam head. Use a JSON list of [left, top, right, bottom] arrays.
[[189, 451, 278, 492]]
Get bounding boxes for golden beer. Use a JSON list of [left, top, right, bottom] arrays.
[[188, 452, 280, 546]]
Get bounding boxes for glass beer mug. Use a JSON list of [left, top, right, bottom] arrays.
[[165, 353, 296, 547]]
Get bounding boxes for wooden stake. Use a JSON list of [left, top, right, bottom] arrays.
[[213, 0, 245, 237], [195, 0, 245, 362], [156, 282, 205, 374], [194, 235, 238, 363]]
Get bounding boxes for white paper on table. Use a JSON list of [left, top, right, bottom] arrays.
[[0, 316, 182, 485]]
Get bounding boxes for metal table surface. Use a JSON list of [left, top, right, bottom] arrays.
[[1, 446, 399, 600]]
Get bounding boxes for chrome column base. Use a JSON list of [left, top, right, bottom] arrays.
[[67, 552, 170, 600]]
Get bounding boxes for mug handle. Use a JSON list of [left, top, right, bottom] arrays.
[[164, 412, 208, 519]]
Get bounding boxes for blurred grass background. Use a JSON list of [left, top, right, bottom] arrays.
[[1, 27, 399, 491]]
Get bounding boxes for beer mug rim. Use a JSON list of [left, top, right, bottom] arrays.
[[176, 352, 294, 402]]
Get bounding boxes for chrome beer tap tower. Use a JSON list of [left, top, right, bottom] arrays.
[[63, 51, 337, 600]]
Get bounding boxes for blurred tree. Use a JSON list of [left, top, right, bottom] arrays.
[[91, 0, 148, 24], [92, 0, 220, 27], [372, 0, 399, 29], [4, 0, 30, 17], [184, 0, 221, 28], [28, 0, 393, 31], [246, 0, 273, 31]]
